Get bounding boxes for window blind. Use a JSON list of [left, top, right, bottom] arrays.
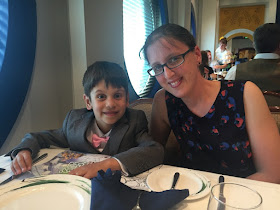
[[0, 0, 8, 72], [123, 0, 160, 96]]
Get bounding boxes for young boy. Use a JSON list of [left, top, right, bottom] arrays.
[[8, 61, 164, 179]]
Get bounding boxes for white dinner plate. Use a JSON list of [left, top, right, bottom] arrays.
[[0, 174, 91, 210], [146, 167, 211, 200]]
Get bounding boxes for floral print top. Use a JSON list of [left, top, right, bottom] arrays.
[[165, 80, 256, 177]]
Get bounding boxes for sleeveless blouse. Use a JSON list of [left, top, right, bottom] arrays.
[[165, 80, 256, 177]]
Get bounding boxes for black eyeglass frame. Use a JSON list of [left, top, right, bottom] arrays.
[[147, 47, 195, 76]]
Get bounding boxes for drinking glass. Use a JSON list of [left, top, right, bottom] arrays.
[[222, 69, 227, 77], [207, 183, 262, 210]]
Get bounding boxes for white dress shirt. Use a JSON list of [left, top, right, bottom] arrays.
[[87, 120, 128, 175], [215, 47, 232, 65]]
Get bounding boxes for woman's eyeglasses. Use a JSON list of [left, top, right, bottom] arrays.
[[147, 47, 194, 76]]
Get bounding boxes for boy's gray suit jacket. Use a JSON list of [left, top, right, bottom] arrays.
[[8, 108, 164, 176]]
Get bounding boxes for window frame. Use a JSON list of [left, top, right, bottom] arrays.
[[123, 0, 161, 98]]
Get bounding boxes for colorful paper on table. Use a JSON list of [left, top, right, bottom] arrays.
[[0, 174, 91, 210], [146, 167, 211, 200], [31, 150, 110, 176]]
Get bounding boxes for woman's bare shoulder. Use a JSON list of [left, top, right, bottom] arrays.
[[243, 81, 266, 103]]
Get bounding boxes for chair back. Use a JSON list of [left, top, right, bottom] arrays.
[[129, 98, 180, 165], [263, 91, 280, 111], [263, 91, 280, 131], [129, 98, 153, 125]]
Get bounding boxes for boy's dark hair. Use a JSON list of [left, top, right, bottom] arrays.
[[140, 23, 196, 64], [253, 23, 280, 53], [82, 61, 128, 99]]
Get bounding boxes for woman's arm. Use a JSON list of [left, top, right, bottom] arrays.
[[244, 81, 280, 183], [150, 89, 171, 146], [213, 63, 228, 70]]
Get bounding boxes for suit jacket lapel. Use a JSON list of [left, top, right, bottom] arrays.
[[68, 110, 98, 153], [102, 111, 129, 155]]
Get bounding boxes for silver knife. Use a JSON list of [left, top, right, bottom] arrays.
[[0, 153, 48, 186], [217, 175, 226, 210]]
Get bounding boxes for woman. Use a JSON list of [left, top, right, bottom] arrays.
[[201, 50, 214, 80], [205, 50, 218, 69], [141, 24, 280, 183]]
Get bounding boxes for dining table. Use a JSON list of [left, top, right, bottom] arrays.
[[213, 70, 227, 80], [0, 148, 280, 210]]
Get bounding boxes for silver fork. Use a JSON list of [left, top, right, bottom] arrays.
[[171, 172, 180, 189], [132, 191, 143, 210]]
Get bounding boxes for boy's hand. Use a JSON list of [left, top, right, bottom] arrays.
[[11, 150, 32, 175], [69, 158, 121, 179]]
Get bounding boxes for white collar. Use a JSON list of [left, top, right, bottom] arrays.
[[93, 120, 111, 137], [254, 53, 280, 59]]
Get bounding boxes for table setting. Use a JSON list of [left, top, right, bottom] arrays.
[[213, 70, 227, 80], [0, 148, 280, 209], [208, 180, 263, 210], [0, 174, 91, 210]]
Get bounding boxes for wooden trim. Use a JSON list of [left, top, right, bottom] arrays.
[[263, 91, 280, 98], [129, 98, 153, 108], [263, 91, 280, 112]]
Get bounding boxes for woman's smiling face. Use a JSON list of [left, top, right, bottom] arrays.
[[147, 38, 202, 99]]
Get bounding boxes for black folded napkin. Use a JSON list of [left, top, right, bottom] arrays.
[[0, 168, 5, 174], [90, 169, 189, 210]]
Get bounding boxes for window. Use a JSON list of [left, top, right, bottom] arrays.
[[0, 0, 8, 72], [123, 0, 161, 96]]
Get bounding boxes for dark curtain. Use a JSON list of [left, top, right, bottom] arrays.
[[0, 0, 37, 148]]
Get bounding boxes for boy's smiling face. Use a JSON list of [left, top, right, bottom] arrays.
[[83, 80, 128, 133]]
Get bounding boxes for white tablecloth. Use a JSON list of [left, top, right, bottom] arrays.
[[1, 148, 280, 209]]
